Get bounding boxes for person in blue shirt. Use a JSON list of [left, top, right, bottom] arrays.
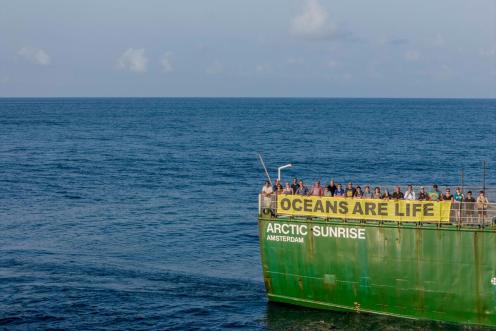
[[362, 185, 373, 199], [296, 180, 309, 196], [334, 183, 345, 197]]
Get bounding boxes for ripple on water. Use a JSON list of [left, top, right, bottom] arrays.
[[0, 98, 495, 330]]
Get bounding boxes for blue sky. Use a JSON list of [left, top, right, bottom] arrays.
[[0, 0, 495, 97]]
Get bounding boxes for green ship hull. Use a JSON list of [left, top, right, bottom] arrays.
[[259, 216, 496, 327]]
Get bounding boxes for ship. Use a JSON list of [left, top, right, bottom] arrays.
[[257, 170, 496, 327]]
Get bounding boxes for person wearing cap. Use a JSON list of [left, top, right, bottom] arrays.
[[404, 185, 416, 200], [417, 186, 428, 200], [428, 184, 441, 201]]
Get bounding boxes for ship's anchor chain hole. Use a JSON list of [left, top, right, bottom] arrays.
[[354, 302, 361, 313]]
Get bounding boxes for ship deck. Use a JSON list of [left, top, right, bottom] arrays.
[[259, 185, 496, 229]]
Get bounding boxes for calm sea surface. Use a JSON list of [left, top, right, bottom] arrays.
[[0, 98, 495, 330]]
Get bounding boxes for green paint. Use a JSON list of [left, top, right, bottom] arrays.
[[259, 216, 496, 327]]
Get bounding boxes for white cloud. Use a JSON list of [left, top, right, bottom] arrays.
[[206, 61, 223, 75], [480, 46, 496, 57], [404, 50, 421, 62], [290, 0, 348, 40], [17, 47, 51, 65], [160, 51, 174, 72], [255, 64, 271, 74], [116, 48, 147, 73]]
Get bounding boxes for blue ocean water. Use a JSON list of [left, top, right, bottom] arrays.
[[0, 98, 495, 330]]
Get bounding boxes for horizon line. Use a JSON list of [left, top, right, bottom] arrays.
[[1, 96, 495, 100]]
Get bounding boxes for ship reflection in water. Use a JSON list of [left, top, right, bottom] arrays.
[[264, 302, 492, 331]]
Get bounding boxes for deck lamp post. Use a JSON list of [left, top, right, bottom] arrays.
[[278, 164, 293, 182]]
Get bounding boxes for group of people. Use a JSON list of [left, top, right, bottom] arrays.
[[261, 179, 491, 223]]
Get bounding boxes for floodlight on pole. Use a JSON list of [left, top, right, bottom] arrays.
[[278, 164, 293, 182]]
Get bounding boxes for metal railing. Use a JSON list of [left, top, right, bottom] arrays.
[[258, 187, 496, 227]]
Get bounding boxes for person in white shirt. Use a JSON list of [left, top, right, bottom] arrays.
[[404, 184, 416, 200], [261, 181, 274, 210]]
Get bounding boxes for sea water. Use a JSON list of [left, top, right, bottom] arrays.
[[0, 98, 495, 330]]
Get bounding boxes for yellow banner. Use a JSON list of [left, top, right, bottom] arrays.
[[276, 195, 452, 222]]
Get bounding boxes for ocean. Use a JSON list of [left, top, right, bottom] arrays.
[[0, 98, 495, 330]]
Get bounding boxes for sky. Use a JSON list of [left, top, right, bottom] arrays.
[[0, 0, 495, 97]]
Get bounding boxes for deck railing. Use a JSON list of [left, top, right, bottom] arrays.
[[259, 187, 496, 227]]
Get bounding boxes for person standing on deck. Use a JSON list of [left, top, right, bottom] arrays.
[[442, 188, 454, 201], [373, 187, 382, 199], [453, 187, 464, 223], [296, 180, 309, 196], [261, 181, 274, 212], [404, 185, 416, 200], [477, 191, 489, 224], [382, 189, 392, 200], [326, 179, 337, 197], [282, 182, 293, 195], [345, 182, 356, 198], [428, 184, 441, 201], [442, 188, 455, 223], [310, 181, 324, 196], [334, 183, 345, 197], [464, 191, 476, 223], [392, 186, 404, 200], [291, 178, 299, 195], [354, 186, 364, 198], [418, 186, 428, 201], [363, 185, 373, 199]]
